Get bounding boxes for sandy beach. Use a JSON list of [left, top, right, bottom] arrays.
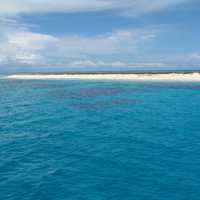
[[4, 73, 200, 81]]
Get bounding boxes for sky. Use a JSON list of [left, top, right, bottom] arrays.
[[0, 0, 200, 72]]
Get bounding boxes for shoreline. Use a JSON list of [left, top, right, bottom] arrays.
[[3, 73, 200, 81]]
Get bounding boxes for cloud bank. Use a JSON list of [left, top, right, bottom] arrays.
[[0, 0, 190, 16], [0, 24, 157, 66], [0, 0, 198, 69]]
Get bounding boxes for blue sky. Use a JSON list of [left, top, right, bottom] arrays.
[[0, 0, 200, 71]]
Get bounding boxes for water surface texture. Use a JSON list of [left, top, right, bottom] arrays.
[[1, 79, 200, 200]]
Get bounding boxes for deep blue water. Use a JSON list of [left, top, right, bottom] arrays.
[[1, 78, 200, 200]]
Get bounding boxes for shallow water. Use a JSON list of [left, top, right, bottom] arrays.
[[1, 79, 200, 200]]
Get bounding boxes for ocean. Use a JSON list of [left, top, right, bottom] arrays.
[[1, 78, 200, 200]]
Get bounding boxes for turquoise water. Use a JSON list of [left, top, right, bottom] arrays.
[[1, 79, 200, 200]]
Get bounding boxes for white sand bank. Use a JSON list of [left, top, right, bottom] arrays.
[[4, 73, 200, 81]]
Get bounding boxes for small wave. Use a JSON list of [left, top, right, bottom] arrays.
[[70, 98, 140, 110], [47, 87, 131, 99]]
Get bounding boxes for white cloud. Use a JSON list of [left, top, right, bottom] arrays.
[[116, 0, 189, 16], [1, 21, 199, 68], [0, 0, 196, 69], [0, 0, 190, 16], [0, 26, 157, 66], [71, 60, 178, 68], [134, 53, 200, 66], [65, 60, 129, 68], [189, 53, 200, 61], [0, 30, 58, 65], [0, 0, 113, 15], [57, 29, 155, 55]]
